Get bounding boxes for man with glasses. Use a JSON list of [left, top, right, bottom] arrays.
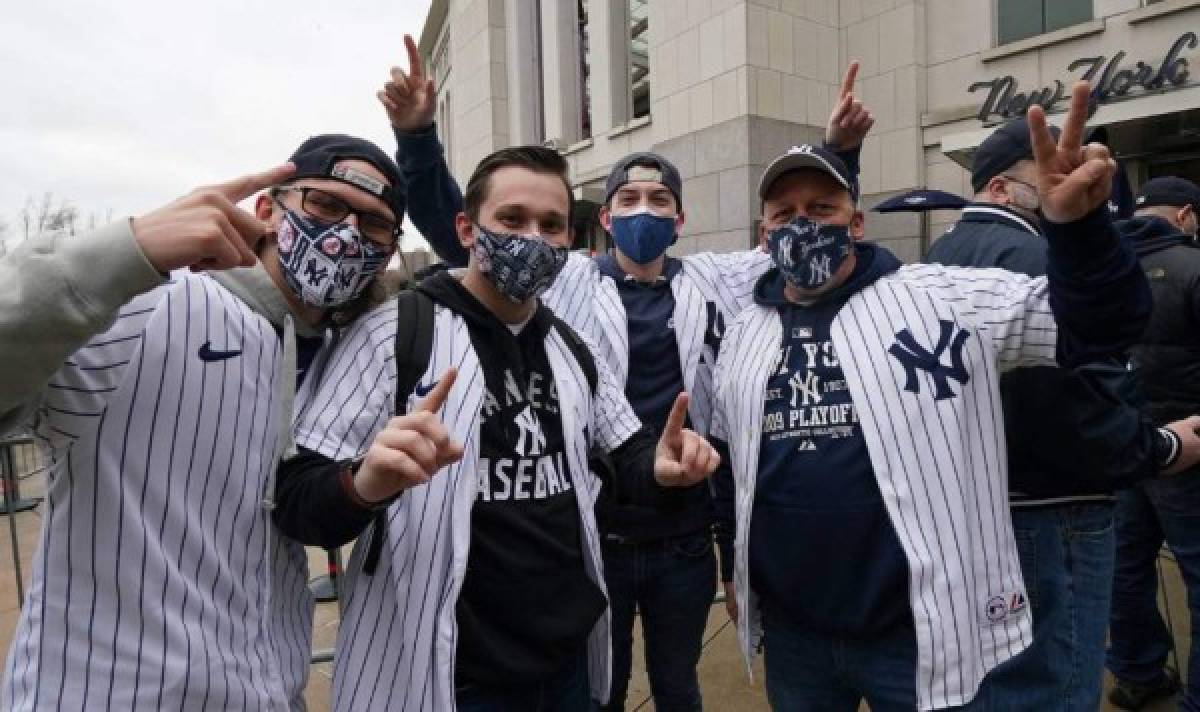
[[0, 40, 467, 710]]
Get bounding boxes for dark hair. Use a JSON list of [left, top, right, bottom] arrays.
[[463, 146, 574, 226]]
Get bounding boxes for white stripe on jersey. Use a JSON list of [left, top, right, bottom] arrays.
[[713, 263, 1057, 711], [3, 272, 312, 712], [293, 298, 641, 711], [542, 249, 770, 436]]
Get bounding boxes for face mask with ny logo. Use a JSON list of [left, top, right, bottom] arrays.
[[767, 216, 853, 290], [276, 206, 391, 308]]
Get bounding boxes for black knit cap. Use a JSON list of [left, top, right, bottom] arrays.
[[287, 134, 406, 221], [971, 117, 1061, 194]]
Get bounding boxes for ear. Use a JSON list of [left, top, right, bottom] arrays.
[[757, 220, 770, 250], [255, 193, 274, 221], [986, 176, 1011, 204], [455, 213, 476, 250], [849, 209, 866, 240], [674, 210, 686, 235], [598, 206, 613, 233], [1179, 204, 1193, 229]]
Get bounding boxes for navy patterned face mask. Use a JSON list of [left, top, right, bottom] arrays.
[[472, 224, 569, 303], [766, 216, 853, 290], [276, 206, 391, 308]]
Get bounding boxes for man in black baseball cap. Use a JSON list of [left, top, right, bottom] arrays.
[[562, 62, 874, 712], [927, 114, 1198, 711], [1131, 176, 1200, 235], [1107, 175, 1200, 710]]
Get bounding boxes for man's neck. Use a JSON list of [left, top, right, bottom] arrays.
[[461, 268, 537, 324], [615, 250, 667, 283]]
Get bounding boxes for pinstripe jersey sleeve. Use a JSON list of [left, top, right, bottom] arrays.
[[293, 302, 398, 462], [543, 252, 601, 344], [896, 264, 1058, 370], [586, 333, 643, 451]]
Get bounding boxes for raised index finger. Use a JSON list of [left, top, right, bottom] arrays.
[[664, 392, 690, 437], [405, 34, 424, 81], [1058, 81, 1091, 154], [210, 163, 296, 204], [839, 61, 860, 100], [416, 368, 458, 413]]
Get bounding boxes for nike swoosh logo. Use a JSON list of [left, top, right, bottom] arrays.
[[198, 341, 242, 362], [414, 381, 438, 398]]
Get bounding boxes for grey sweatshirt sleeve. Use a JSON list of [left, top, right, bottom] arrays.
[[0, 220, 165, 427]]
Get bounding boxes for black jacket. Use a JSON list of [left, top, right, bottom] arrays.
[[1123, 216, 1200, 427], [926, 204, 1166, 502]]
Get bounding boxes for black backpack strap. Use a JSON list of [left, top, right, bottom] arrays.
[[363, 289, 435, 575], [550, 317, 597, 396]]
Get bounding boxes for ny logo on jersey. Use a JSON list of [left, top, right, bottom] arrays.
[[788, 370, 822, 407], [888, 320, 970, 401], [808, 254, 832, 285], [513, 405, 547, 456]]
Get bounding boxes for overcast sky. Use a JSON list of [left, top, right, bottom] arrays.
[[1, 0, 435, 250]]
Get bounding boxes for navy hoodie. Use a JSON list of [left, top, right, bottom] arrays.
[[716, 243, 915, 637]]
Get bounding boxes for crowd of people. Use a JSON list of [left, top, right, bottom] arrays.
[[3, 33, 1200, 712]]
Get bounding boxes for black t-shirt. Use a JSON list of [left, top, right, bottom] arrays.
[[750, 270, 911, 638], [454, 303, 606, 689]]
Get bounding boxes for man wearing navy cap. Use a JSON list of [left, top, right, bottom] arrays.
[[926, 117, 1200, 709], [540, 63, 872, 712], [1107, 176, 1200, 710], [713, 83, 1153, 710]]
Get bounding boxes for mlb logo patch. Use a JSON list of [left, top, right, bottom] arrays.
[[981, 590, 1029, 625], [792, 327, 813, 339]]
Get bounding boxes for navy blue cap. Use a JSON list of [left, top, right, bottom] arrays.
[[970, 117, 1061, 194], [288, 134, 405, 221], [873, 189, 968, 213], [759, 144, 858, 202], [605, 152, 683, 209], [1135, 176, 1200, 213]]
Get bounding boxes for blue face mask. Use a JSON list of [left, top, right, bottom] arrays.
[[609, 209, 677, 264], [767, 216, 853, 290]]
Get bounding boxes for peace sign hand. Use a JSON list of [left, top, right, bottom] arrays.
[[825, 61, 874, 151], [378, 34, 437, 133], [654, 393, 721, 487], [131, 163, 296, 273], [354, 368, 465, 504], [1028, 81, 1117, 224]]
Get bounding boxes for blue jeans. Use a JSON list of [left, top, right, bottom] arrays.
[[1108, 473, 1200, 711], [982, 503, 1114, 711], [600, 529, 716, 712], [456, 649, 594, 711], [761, 613, 991, 711]]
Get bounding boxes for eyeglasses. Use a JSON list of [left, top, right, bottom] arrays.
[[274, 186, 400, 247]]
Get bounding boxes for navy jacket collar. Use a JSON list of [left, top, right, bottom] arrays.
[[959, 202, 1041, 237]]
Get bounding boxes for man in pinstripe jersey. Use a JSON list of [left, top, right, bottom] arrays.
[[274, 145, 722, 712], [711, 82, 1151, 711], [0, 40, 469, 711]]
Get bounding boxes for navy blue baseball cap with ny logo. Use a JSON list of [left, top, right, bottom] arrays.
[[759, 144, 859, 202]]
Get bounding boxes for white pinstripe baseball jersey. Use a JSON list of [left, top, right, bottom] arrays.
[[543, 249, 770, 435], [2, 271, 314, 711], [712, 263, 1060, 710], [292, 298, 642, 711]]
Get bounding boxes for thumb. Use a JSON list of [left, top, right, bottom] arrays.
[[210, 163, 297, 204], [663, 393, 689, 439], [416, 368, 458, 413]]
